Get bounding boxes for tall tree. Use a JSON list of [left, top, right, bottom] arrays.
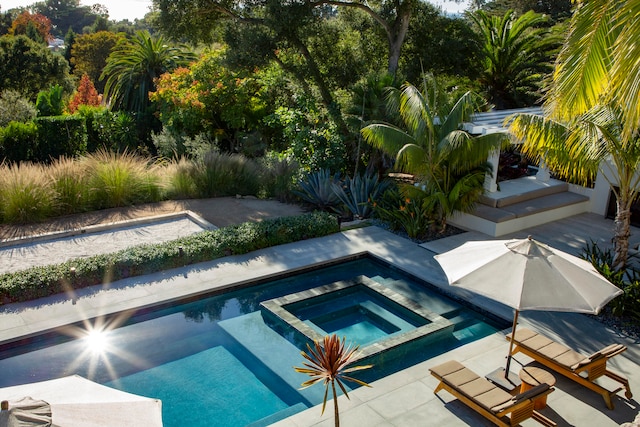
[[101, 31, 195, 115], [9, 11, 52, 43], [71, 31, 123, 93], [469, 9, 560, 109], [0, 35, 73, 99], [510, 0, 640, 269], [101, 31, 195, 150], [153, 0, 417, 76]]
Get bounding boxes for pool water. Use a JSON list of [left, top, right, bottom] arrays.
[[0, 257, 507, 427]]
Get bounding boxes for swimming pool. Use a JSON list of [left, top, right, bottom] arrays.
[[0, 256, 507, 426]]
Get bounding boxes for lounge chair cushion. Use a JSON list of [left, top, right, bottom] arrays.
[[430, 361, 513, 412], [490, 383, 550, 412], [510, 329, 584, 369], [571, 343, 626, 370]]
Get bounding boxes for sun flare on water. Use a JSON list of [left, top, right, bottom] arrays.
[[84, 328, 109, 354]]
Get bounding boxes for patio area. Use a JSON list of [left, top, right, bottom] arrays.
[[0, 213, 638, 426]]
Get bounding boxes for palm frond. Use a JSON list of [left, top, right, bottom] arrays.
[[610, 0, 640, 139], [549, 0, 617, 120]]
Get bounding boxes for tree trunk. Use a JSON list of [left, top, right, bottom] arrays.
[[613, 194, 632, 270], [386, 1, 412, 76], [332, 380, 340, 427]]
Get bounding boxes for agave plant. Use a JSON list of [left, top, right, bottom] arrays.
[[293, 169, 342, 211], [332, 173, 392, 220], [294, 334, 372, 427]]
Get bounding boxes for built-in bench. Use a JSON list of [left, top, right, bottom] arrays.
[[473, 192, 590, 223], [479, 181, 569, 208]]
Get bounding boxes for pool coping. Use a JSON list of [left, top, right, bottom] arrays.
[[260, 275, 454, 363]]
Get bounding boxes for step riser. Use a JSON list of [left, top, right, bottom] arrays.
[[450, 200, 590, 237]]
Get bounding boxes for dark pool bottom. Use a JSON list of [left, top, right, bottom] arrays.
[[0, 256, 508, 427]]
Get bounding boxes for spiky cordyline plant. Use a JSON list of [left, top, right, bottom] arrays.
[[294, 334, 372, 427]]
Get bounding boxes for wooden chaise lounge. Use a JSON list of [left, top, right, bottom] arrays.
[[507, 328, 632, 410], [430, 360, 555, 427]]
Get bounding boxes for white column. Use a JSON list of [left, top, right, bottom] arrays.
[[484, 148, 500, 192], [536, 157, 551, 182]]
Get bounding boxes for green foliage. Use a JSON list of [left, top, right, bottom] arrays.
[[0, 121, 38, 162], [332, 173, 392, 220], [469, 9, 561, 109], [49, 156, 91, 215], [164, 157, 198, 199], [71, 31, 123, 94], [581, 240, 640, 323], [84, 150, 162, 209], [0, 35, 73, 100], [362, 76, 508, 231], [0, 90, 37, 127], [294, 169, 342, 212], [0, 162, 58, 224], [189, 150, 261, 198], [0, 212, 340, 304], [34, 115, 87, 160], [150, 49, 268, 149], [259, 152, 300, 202], [0, 115, 86, 163], [101, 31, 196, 115], [79, 106, 138, 152], [36, 85, 64, 117], [373, 186, 432, 239], [403, 2, 481, 83], [264, 104, 347, 173], [152, 129, 215, 160]]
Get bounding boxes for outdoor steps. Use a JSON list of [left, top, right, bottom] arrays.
[[449, 176, 590, 237]]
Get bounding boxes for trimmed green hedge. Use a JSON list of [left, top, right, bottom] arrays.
[[0, 116, 87, 163], [0, 211, 339, 305]]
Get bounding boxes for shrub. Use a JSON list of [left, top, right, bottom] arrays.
[[0, 90, 37, 126], [79, 106, 138, 152], [0, 211, 340, 304], [190, 150, 261, 197], [84, 150, 163, 209], [34, 115, 87, 160], [373, 186, 432, 239], [260, 152, 299, 201], [0, 121, 38, 162], [35, 85, 64, 117], [48, 156, 91, 215], [164, 157, 197, 199], [581, 240, 640, 322], [332, 173, 392, 219], [294, 169, 342, 211], [0, 162, 57, 223]]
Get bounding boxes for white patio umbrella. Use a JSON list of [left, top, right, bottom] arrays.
[[434, 236, 623, 375], [0, 375, 162, 427]]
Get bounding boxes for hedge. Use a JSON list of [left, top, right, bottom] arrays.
[[0, 211, 339, 305], [0, 116, 87, 163]]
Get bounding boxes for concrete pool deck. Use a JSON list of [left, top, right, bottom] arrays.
[[0, 213, 638, 426]]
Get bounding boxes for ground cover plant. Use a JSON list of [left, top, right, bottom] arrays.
[[0, 211, 339, 304]]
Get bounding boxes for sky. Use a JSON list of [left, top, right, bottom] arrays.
[[1, 0, 470, 22]]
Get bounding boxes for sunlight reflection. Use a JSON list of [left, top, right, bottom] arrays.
[[84, 328, 108, 354]]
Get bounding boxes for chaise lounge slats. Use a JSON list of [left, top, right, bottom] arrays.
[[430, 360, 555, 427], [507, 328, 632, 410]]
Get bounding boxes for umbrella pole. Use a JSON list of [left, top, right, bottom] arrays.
[[505, 309, 520, 375]]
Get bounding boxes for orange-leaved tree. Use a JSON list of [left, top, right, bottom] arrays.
[[68, 74, 101, 113]]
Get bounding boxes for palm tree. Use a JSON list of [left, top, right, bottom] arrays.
[[294, 334, 372, 427], [510, 1, 640, 269], [469, 9, 560, 109], [361, 75, 509, 233], [101, 31, 195, 115]]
